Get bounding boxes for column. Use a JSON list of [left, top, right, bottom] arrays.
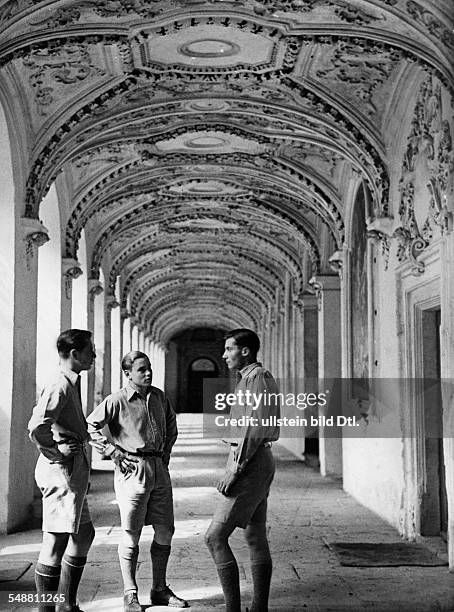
[[104, 296, 119, 395], [87, 279, 103, 415], [441, 227, 454, 570], [8, 218, 49, 531], [131, 321, 139, 351], [61, 258, 82, 330], [309, 275, 342, 478], [111, 298, 121, 391]]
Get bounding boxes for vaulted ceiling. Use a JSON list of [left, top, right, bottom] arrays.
[[0, 0, 452, 342]]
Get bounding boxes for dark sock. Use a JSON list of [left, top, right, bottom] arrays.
[[150, 540, 171, 591], [118, 543, 139, 593], [57, 554, 87, 607], [35, 562, 61, 612], [249, 561, 272, 612], [215, 559, 241, 612]]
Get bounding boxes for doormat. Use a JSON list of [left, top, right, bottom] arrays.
[[327, 542, 448, 567], [0, 562, 32, 583]]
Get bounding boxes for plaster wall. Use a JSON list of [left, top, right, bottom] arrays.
[[36, 184, 61, 392], [0, 106, 14, 532], [342, 72, 451, 536]]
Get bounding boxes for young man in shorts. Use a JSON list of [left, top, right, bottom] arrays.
[[86, 350, 188, 611], [205, 329, 280, 612], [28, 329, 96, 612]]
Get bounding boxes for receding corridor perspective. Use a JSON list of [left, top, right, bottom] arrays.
[[0, 0, 454, 610], [1, 415, 453, 611]]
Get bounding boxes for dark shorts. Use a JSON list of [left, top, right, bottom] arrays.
[[114, 456, 174, 530], [213, 445, 275, 528], [35, 450, 91, 534]]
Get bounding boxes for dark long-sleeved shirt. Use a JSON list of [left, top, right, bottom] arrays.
[[28, 368, 88, 462], [86, 383, 177, 457], [229, 362, 280, 474]]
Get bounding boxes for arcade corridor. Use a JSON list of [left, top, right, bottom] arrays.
[[1, 415, 453, 612], [1, 1, 454, 604]]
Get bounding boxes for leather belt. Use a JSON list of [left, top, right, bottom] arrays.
[[115, 444, 163, 458], [230, 441, 272, 448]]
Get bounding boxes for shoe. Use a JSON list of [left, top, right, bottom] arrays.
[[123, 591, 141, 612], [150, 585, 189, 608]]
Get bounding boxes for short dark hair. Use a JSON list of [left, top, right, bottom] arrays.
[[224, 328, 260, 357], [57, 329, 92, 358], [121, 350, 150, 372]]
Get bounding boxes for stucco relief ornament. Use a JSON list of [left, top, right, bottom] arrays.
[[22, 218, 50, 270], [62, 258, 83, 299], [396, 78, 453, 274]]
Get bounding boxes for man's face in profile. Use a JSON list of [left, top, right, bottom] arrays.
[[223, 337, 247, 371]]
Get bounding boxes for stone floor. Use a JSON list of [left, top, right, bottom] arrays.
[[1, 414, 454, 611]]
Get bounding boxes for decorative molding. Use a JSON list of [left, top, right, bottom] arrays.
[[397, 77, 454, 274], [88, 278, 104, 298], [21, 217, 49, 270], [327, 249, 343, 278], [62, 257, 83, 299]]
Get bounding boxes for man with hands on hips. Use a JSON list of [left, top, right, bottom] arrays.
[[86, 350, 188, 612], [205, 329, 280, 612], [28, 329, 96, 612]]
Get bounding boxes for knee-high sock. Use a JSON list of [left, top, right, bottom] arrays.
[[118, 543, 139, 593], [150, 540, 170, 591], [249, 561, 272, 612], [215, 559, 241, 612], [35, 562, 61, 612], [57, 554, 87, 606]]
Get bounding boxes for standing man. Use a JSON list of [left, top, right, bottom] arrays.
[[205, 329, 280, 612], [86, 351, 188, 611], [28, 329, 96, 612]]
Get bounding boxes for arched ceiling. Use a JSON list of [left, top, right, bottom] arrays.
[[0, 0, 452, 342]]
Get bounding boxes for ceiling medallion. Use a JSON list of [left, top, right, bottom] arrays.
[[185, 136, 227, 149], [179, 39, 241, 59]]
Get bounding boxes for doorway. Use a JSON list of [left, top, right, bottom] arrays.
[[420, 308, 447, 539], [187, 357, 219, 413]]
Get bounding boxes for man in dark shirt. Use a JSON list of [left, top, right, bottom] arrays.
[[28, 329, 96, 612], [205, 329, 280, 612], [86, 351, 187, 611]]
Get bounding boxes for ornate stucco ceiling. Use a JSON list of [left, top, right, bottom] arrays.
[[0, 0, 452, 342]]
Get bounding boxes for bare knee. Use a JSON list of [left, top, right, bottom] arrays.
[[244, 523, 267, 548], [122, 529, 141, 547], [39, 532, 69, 565], [67, 521, 95, 557], [205, 523, 227, 554], [153, 524, 174, 546]]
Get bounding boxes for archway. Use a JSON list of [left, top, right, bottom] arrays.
[[187, 357, 219, 413]]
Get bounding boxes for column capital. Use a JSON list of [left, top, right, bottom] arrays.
[[21, 217, 49, 270], [106, 295, 120, 310], [88, 278, 103, 299], [327, 250, 343, 278], [120, 307, 130, 320], [309, 274, 340, 292], [62, 257, 83, 280]]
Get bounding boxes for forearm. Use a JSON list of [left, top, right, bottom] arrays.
[[29, 424, 65, 462]]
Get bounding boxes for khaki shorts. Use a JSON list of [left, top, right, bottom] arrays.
[[35, 451, 91, 534], [213, 445, 275, 528], [114, 456, 174, 530]]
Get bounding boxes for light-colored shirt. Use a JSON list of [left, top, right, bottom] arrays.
[[86, 383, 177, 457], [229, 362, 280, 473], [28, 368, 88, 462]]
